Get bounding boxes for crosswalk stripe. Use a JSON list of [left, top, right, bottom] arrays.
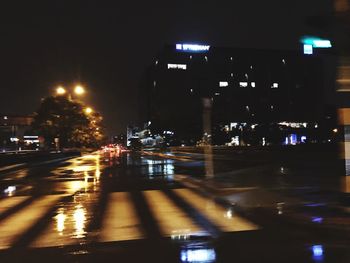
[[173, 189, 258, 233], [0, 195, 63, 250], [0, 196, 30, 215], [99, 192, 144, 242], [31, 199, 91, 248], [143, 190, 205, 238]]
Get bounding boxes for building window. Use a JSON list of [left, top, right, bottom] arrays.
[[219, 81, 229, 87], [251, 82, 256, 88], [271, 83, 279, 89], [239, 82, 248, 87]]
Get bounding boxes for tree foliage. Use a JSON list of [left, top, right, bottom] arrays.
[[32, 96, 105, 148]]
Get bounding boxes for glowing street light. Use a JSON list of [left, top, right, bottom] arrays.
[[56, 86, 66, 95], [85, 107, 93, 114], [74, 85, 85, 95]]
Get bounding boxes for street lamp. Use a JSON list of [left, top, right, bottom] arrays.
[[85, 107, 93, 114], [74, 85, 85, 96], [56, 86, 66, 95]]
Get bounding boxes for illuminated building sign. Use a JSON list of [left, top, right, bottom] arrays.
[[167, 64, 187, 70], [176, 43, 210, 52], [301, 36, 332, 54], [303, 44, 313, 55]]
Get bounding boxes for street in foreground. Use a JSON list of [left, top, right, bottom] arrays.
[[0, 147, 349, 262]]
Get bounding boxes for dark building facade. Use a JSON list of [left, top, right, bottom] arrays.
[[139, 44, 337, 146], [0, 115, 36, 150]]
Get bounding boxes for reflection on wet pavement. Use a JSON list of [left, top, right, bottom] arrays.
[[174, 188, 258, 232], [143, 190, 208, 238], [31, 193, 98, 248], [180, 242, 216, 263]]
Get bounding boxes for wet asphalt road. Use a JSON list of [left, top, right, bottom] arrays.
[[0, 149, 349, 262]]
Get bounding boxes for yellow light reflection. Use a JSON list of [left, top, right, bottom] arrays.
[[84, 171, 89, 192], [69, 180, 84, 193], [55, 209, 66, 235], [73, 205, 86, 238], [73, 165, 92, 173]]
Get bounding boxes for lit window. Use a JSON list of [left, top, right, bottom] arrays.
[[245, 73, 248, 79], [3, 116, 8, 120], [246, 105, 250, 111], [230, 57, 233, 61], [271, 83, 279, 88], [155, 60, 159, 65], [204, 56, 208, 62], [250, 65, 253, 69], [219, 81, 229, 87], [167, 64, 187, 70], [251, 82, 255, 88], [190, 55, 192, 59], [230, 73, 234, 78], [239, 82, 248, 87], [215, 92, 220, 96], [190, 89, 194, 93], [282, 59, 286, 64], [153, 81, 156, 87]]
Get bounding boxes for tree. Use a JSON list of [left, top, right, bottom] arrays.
[[32, 96, 105, 149]]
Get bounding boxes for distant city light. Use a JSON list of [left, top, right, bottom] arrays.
[[176, 43, 210, 52], [167, 63, 187, 70], [219, 81, 229, 87], [272, 83, 279, 88], [251, 82, 256, 88]]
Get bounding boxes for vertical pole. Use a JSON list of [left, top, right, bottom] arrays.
[[202, 98, 214, 179]]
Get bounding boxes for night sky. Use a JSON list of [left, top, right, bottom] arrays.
[[0, 1, 333, 135]]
